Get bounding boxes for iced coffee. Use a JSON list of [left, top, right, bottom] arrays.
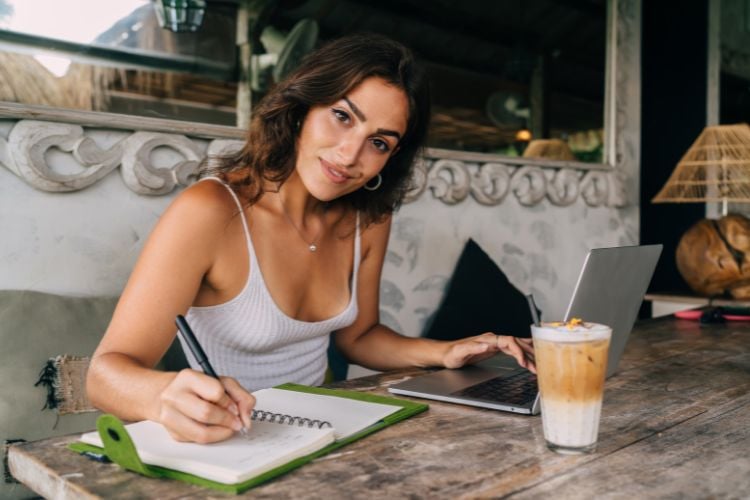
[[531, 319, 612, 454]]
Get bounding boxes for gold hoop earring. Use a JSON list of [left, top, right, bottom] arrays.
[[363, 174, 382, 191]]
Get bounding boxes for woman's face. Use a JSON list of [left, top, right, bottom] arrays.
[[295, 76, 409, 202]]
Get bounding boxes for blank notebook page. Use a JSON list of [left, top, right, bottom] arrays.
[[253, 387, 401, 440]]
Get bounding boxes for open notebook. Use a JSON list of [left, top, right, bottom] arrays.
[[75, 384, 427, 493]]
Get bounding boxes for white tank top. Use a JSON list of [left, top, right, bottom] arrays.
[[179, 177, 360, 391]]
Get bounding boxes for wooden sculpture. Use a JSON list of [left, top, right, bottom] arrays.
[[676, 214, 750, 298]]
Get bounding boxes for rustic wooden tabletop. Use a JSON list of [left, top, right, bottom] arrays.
[[9, 315, 750, 499]]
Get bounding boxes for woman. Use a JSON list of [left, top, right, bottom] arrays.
[[87, 33, 535, 444]]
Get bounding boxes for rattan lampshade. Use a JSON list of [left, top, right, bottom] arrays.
[[652, 123, 750, 204]]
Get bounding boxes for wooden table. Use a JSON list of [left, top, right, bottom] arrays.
[[9, 315, 750, 498]]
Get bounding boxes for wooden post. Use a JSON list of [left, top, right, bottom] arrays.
[[235, 0, 275, 130], [236, 1, 251, 129]]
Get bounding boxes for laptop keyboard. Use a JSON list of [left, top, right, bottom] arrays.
[[451, 371, 538, 405]]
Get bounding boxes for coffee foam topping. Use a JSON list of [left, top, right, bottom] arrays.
[[543, 318, 608, 332], [533, 319, 610, 341]]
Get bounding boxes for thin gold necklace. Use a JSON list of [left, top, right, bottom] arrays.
[[280, 200, 322, 252]]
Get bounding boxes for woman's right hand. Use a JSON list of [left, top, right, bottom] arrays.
[[157, 369, 256, 443]]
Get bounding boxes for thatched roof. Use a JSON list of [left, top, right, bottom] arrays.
[[0, 51, 101, 109]]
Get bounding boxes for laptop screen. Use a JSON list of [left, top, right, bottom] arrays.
[[563, 244, 663, 377]]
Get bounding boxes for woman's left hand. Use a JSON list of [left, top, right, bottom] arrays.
[[441, 333, 536, 373]]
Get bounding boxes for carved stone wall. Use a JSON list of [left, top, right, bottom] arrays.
[[0, 120, 212, 195], [0, 118, 624, 209], [409, 153, 626, 208]]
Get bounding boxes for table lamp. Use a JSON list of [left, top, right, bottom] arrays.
[[652, 123, 750, 298]]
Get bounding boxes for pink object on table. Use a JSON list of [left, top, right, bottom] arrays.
[[673, 309, 703, 320], [722, 313, 750, 321]]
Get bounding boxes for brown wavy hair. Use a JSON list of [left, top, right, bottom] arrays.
[[202, 32, 431, 226]]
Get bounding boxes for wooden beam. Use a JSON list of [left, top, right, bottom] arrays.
[[235, 0, 277, 128]]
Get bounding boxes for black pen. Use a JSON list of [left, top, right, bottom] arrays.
[[175, 314, 249, 436], [176, 315, 218, 377]]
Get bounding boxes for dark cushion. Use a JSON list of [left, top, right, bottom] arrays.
[[422, 239, 536, 340]]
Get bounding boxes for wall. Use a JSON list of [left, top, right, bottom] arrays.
[[379, 152, 634, 336], [0, 127, 174, 296]]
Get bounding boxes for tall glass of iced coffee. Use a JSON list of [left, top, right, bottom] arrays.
[[531, 319, 612, 454]]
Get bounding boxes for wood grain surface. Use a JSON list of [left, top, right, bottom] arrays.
[[9, 315, 750, 499]]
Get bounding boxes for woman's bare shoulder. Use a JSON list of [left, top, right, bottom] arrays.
[[164, 179, 240, 225], [129, 179, 246, 282]]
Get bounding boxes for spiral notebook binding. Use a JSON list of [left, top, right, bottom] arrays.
[[251, 409, 332, 429]]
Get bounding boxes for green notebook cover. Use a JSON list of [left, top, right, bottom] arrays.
[[69, 383, 428, 494]]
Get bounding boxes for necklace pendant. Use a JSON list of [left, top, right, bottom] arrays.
[[309, 244, 317, 252]]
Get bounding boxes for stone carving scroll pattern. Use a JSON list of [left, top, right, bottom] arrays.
[[0, 119, 626, 207], [406, 157, 625, 207]]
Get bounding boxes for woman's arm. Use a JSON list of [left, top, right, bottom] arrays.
[[86, 181, 254, 443], [334, 216, 535, 372]]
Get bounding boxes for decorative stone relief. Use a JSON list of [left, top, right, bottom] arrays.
[[4, 120, 121, 192], [0, 119, 243, 195], [119, 132, 203, 195], [0, 118, 626, 206], [405, 157, 626, 208], [471, 162, 512, 205]]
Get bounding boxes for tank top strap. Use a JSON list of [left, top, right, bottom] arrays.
[[353, 212, 361, 281], [198, 176, 254, 265]]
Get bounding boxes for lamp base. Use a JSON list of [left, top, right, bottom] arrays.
[[676, 214, 750, 299]]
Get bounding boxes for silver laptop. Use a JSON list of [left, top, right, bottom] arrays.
[[388, 244, 663, 415]]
